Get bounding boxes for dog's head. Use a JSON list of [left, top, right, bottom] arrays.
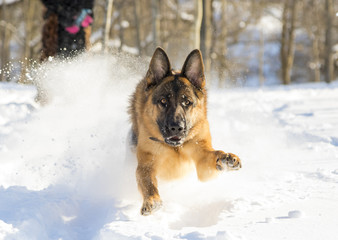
[[144, 48, 207, 147]]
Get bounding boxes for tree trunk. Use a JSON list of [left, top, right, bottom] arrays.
[[217, 0, 227, 87], [151, 0, 160, 49], [200, 0, 212, 78], [20, 0, 35, 83], [133, 0, 143, 55], [305, 0, 321, 83], [117, 3, 125, 51], [280, 1, 287, 85], [280, 0, 296, 85], [103, 0, 114, 52], [1, 0, 9, 82], [259, 31, 265, 86], [324, 0, 333, 83], [194, 0, 202, 49], [312, 37, 320, 82], [159, 0, 169, 50]]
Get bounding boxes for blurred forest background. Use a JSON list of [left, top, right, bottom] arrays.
[[0, 0, 337, 87]]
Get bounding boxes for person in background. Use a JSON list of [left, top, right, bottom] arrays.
[[40, 0, 94, 61]]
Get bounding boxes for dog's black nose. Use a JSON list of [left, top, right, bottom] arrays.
[[167, 121, 185, 136]]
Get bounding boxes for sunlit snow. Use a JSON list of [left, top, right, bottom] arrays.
[[0, 53, 337, 240]]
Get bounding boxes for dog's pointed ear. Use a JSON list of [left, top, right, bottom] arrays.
[[146, 47, 171, 89], [181, 49, 205, 89]]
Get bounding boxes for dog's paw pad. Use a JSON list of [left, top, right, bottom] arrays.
[[216, 153, 242, 171]]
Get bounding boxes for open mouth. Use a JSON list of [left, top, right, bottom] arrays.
[[165, 136, 183, 146]]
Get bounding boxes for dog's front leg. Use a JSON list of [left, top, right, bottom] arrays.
[[194, 149, 241, 181], [136, 152, 162, 215]]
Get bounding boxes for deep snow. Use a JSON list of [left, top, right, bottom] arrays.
[[0, 54, 338, 240]]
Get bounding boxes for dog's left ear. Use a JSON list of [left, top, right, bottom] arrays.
[[181, 49, 205, 89]]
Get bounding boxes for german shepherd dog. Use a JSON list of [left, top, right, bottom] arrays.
[[129, 48, 242, 215]]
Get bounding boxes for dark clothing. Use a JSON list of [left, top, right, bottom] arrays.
[[41, 0, 94, 9], [41, 0, 94, 27], [40, 0, 94, 59], [57, 26, 87, 57]]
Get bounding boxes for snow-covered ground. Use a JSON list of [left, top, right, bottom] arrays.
[[0, 54, 337, 240]]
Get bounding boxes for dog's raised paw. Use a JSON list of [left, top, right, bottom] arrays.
[[216, 152, 242, 171], [141, 197, 163, 216]]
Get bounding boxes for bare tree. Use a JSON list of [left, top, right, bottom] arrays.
[[103, 0, 114, 52], [259, 30, 265, 85], [151, 0, 160, 49], [195, 0, 203, 49], [200, 0, 212, 76], [20, 0, 35, 83], [324, 0, 334, 83], [303, 0, 322, 82], [280, 0, 297, 85], [133, 0, 143, 55], [1, 0, 9, 81], [214, 0, 228, 87], [117, 1, 126, 51]]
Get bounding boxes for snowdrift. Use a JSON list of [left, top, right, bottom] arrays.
[[0, 53, 338, 240]]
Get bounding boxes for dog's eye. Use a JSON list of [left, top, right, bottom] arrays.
[[183, 100, 191, 107], [160, 98, 167, 106]]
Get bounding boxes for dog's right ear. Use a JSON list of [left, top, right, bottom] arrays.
[[146, 47, 171, 89]]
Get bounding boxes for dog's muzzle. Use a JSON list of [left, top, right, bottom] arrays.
[[163, 120, 186, 146]]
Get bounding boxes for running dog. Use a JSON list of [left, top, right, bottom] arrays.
[[129, 48, 242, 215]]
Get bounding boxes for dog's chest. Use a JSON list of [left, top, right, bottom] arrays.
[[156, 147, 195, 180]]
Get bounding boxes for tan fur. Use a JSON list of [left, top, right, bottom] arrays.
[[129, 48, 241, 215]]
